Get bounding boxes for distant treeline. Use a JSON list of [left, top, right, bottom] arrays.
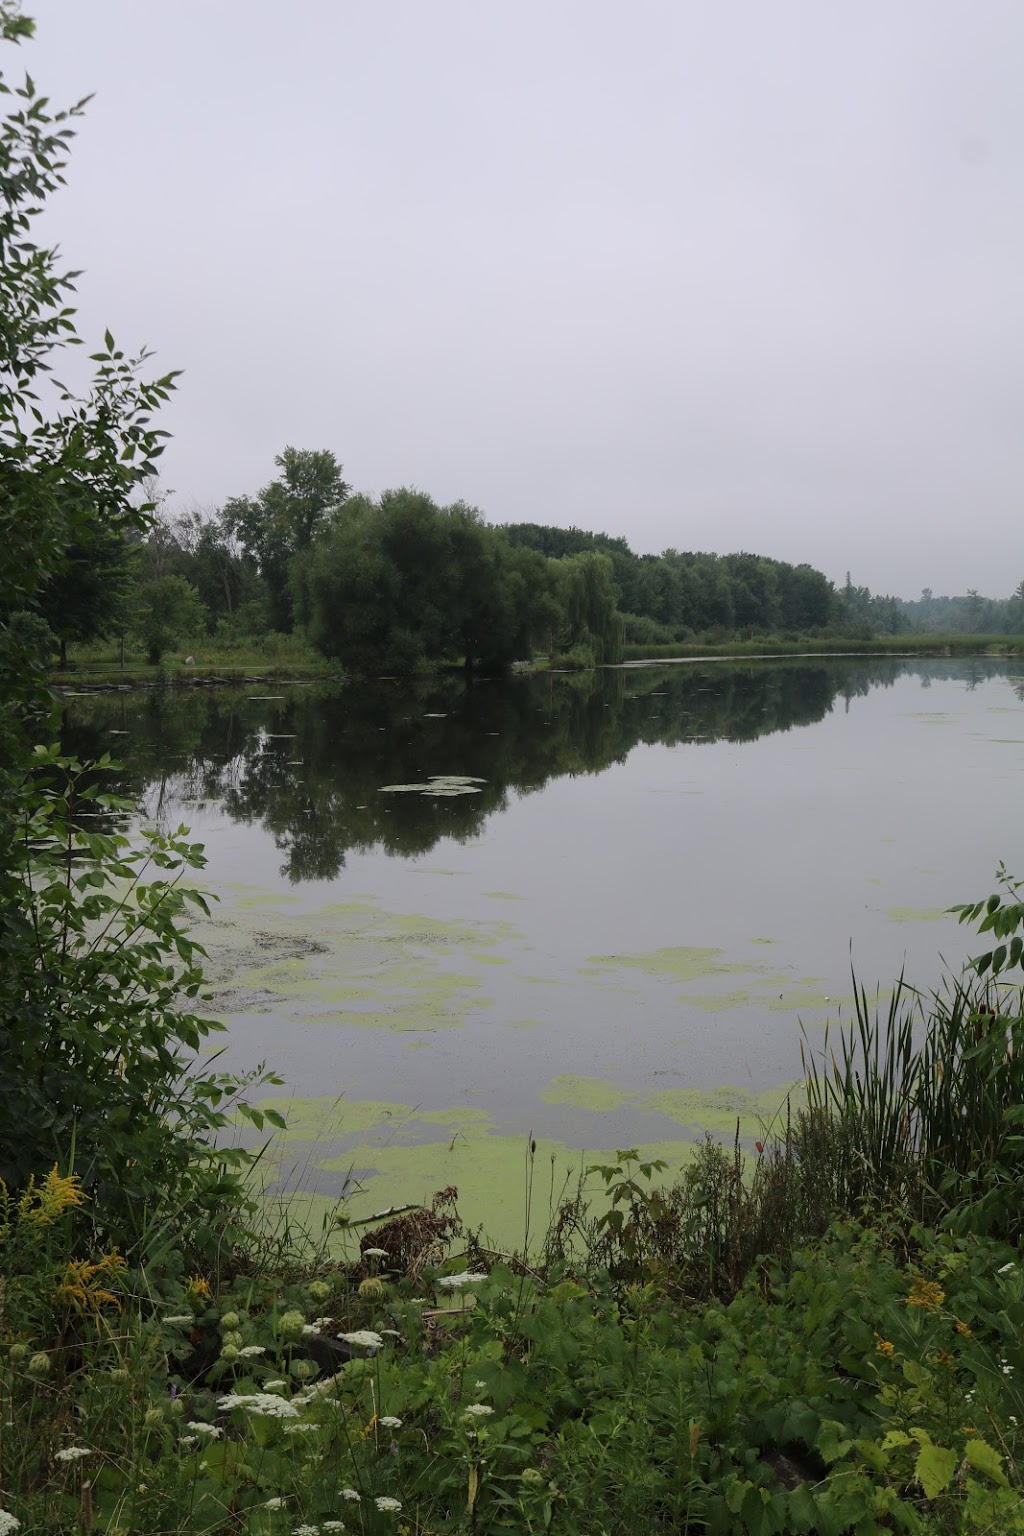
[[43, 446, 1024, 671]]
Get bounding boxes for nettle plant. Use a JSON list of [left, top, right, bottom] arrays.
[[0, 746, 281, 1261]]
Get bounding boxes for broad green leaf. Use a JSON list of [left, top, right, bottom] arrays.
[[964, 1435, 1008, 1487], [914, 1439, 957, 1500]]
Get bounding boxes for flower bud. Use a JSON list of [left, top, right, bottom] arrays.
[[358, 1277, 384, 1301], [143, 1407, 164, 1430], [221, 1330, 244, 1349], [28, 1352, 51, 1378], [108, 1367, 131, 1383], [292, 1359, 315, 1382], [308, 1280, 332, 1303], [277, 1309, 306, 1342], [220, 1311, 240, 1331], [219, 1344, 239, 1362], [8, 1342, 29, 1363]]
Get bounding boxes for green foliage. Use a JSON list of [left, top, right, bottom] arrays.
[[3, 1208, 1023, 1534], [294, 488, 583, 674], [132, 571, 206, 662], [0, 749, 280, 1257], [0, 7, 177, 756], [222, 447, 350, 630], [804, 968, 1024, 1242], [951, 863, 1024, 979]]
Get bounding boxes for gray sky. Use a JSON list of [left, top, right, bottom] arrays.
[[23, 1, 1024, 596]]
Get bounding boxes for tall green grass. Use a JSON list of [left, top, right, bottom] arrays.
[[803, 972, 1024, 1238]]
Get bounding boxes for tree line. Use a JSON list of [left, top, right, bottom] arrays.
[[35, 445, 1024, 673]]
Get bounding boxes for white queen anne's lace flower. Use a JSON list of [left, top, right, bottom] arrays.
[[218, 1391, 299, 1419], [379, 1415, 402, 1429], [55, 1446, 92, 1462], [187, 1422, 221, 1438], [338, 1330, 383, 1349], [436, 1272, 488, 1289], [238, 1344, 266, 1357], [462, 1403, 493, 1418], [340, 1488, 361, 1502], [0, 1514, 22, 1535], [374, 1496, 402, 1513]]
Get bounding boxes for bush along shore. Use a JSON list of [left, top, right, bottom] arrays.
[[2, 760, 1024, 1536]]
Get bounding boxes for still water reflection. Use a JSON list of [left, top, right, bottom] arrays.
[[64, 657, 1024, 1232]]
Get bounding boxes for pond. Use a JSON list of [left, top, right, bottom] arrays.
[[64, 655, 1024, 1242]]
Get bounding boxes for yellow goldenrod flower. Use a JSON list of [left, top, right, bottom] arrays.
[[874, 1333, 896, 1358], [955, 1318, 972, 1338], [15, 1167, 87, 1227], [53, 1252, 126, 1314], [907, 1278, 945, 1312]]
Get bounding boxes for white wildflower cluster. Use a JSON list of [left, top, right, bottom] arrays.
[[238, 1344, 267, 1358], [294, 1372, 343, 1403], [218, 1391, 300, 1419], [997, 1262, 1015, 1274], [0, 1513, 21, 1536], [379, 1415, 402, 1429], [284, 1423, 319, 1436], [54, 1446, 92, 1463], [363, 1246, 388, 1258], [180, 1435, 198, 1448], [435, 1272, 488, 1289], [264, 1496, 286, 1508], [265, 1379, 288, 1390], [462, 1403, 493, 1419], [294, 1525, 319, 1534], [163, 1314, 193, 1326], [323, 1523, 347, 1532], [338, 1330, 383, 1349], [340, 1488, 361, 1502], [187, 1422, 221, 1438], [374, 1497, 402, 1513]]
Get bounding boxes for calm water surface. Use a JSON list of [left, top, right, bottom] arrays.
[[65, 656, 1024, 1232]]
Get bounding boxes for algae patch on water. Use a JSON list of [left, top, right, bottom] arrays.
[[581, 946, 745, 984], [196, 887, 523, 1035], [541, 1075, 630, 1113]]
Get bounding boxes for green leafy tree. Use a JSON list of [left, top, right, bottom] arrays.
[[221, 447, 350, 629], [133, 571, 206, 662], [35, 519, 136, 665], [0, 8, 177, 756], [0, 10, 274, 1256]]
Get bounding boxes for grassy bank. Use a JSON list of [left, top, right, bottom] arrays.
[[621, 633, 1022, 662], [5, 960, 1024, 1534]]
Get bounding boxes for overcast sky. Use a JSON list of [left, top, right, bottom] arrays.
[[21, 1, 1024, 596]]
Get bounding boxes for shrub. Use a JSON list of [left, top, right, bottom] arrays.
[[0, 747, 281, 1262]]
